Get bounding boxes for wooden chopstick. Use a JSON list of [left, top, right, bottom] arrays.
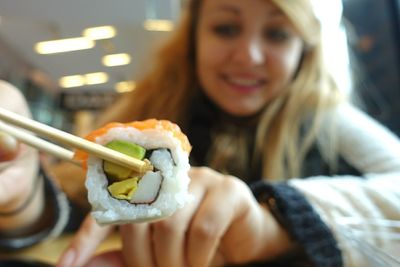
[[0, 107, 153, 173], [0, 121, 78, 164]]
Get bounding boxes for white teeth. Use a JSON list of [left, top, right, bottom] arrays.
[[227, 77, 261, 86]]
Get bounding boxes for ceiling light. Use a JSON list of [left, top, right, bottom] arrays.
[[59, 75, 85, 88], [115, 81, 136, 93], [84, 72, 109, 85], [102, 53, 131, 67], [143, 20, 174, 31], [35, 37, 95, 54], [59, 72, 109, 88], [83, 26, 116, 40]]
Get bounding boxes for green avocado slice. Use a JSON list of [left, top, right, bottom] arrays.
[[107, 177, 139, 200], [103, 140, 146, 181]]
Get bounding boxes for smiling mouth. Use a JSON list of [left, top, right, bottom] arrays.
[[222, 75, 267, 91]]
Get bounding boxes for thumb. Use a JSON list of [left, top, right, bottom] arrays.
[[56, 215, 115, 267], [0, 131, 19, 162], [85, 250, 125, 267]]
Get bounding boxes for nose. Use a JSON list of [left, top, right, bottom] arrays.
[[231, 35, 265, 66]]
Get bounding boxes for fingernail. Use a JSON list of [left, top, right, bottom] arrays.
[[58, 249, 76, 267]]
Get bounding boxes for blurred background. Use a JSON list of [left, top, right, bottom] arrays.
[[0, 0, 399, 136], [0, 0, 181, 136]]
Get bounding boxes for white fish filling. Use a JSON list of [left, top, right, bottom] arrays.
[[129, 149, 172, 204]]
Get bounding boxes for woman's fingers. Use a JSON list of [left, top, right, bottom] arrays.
[[187, 178, 242, 267], [120, 183, 206, 267], [150, 182, 206, 267], [186, 168, 263, 267], [119, 168, 209, 267], [120, 222, 156, 267], [151, 217, 186, 267], [56, 215, 114, 267]]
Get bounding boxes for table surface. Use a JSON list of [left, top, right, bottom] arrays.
[[0, 232, 122, 265]]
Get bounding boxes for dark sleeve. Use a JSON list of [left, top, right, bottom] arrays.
[[0, 167, 70, 251], [250, 181, 343, 267]]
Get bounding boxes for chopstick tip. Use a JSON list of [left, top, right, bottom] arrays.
[[143, 159, 154, 173]]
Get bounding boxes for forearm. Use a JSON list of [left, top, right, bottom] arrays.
[[252, 203, 295, 261], [289, 172, 400, 265], [250, 181, 343, 266], [289, 173, 400, 221]]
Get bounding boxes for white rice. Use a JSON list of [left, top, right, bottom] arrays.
[[85, 126, 191, 225]]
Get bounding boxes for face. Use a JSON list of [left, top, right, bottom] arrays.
[[196, 0, 304, 117]]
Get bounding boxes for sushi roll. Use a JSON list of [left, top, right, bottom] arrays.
[[75, 119, 192, 225]]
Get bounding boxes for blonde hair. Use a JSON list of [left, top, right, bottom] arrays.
[[100, 0, 346, 180], [97, 13, 194, 125], [253, 0, 346, 179]]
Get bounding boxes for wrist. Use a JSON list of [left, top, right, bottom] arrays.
[[0, 168, 70, 250], [255, 203, 295, 261], [219, 186, 296, 265], [250, 181, 344, 266], [0, 172, 45, 235]]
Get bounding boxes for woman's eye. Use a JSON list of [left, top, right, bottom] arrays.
[[213, 24, 240, 38], [264, 29, 291, 43]]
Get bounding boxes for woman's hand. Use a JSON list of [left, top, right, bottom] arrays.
[[57, 167, 293, 267], [0, 132, 43, 233], [0, 82, 42, 234]]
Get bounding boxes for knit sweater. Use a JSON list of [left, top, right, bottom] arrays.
[[288, 104, 400, 266]]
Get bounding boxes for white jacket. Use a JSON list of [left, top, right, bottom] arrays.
[[289, 104, 400, 266]]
